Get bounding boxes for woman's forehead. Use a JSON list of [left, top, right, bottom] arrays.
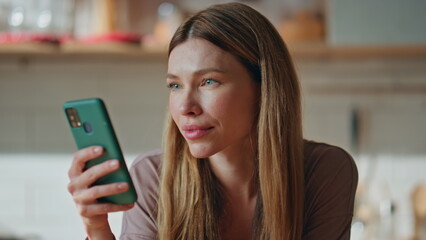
[[168, 38, 239, 74]]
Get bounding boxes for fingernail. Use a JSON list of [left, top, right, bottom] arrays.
[[93, 147, 102, 153], [109, 160, 119, 167], [118, 183, 127, 189]]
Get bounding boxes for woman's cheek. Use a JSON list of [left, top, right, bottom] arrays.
[[208, 93, 235, 118], [169, 97, 180, 122]]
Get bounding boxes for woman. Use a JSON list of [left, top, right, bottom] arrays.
[[67, 3, 358, 240]]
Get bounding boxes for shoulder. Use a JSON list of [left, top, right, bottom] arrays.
[[128, 149, 162, 187], [130, 149, 162, 174], [121, 149, 162, 239], [303, 140, 357, 183], [128, 149, 162, 202], [303, 140, 358, 217], [302, 140, 358, 238]]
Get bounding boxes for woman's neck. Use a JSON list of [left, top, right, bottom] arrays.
[[208, 139, 258, 240], [208, 139, 257, 202]]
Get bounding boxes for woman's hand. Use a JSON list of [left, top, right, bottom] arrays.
[[67, 146, 134, 239]]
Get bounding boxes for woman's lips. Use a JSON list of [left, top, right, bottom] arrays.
[[182, 125, 213, 140]]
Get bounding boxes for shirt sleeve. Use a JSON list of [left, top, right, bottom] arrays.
[[120, 150, 162, 240], [302, 144, 358, 240]]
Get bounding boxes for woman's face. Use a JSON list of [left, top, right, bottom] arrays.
[[167, 38, 259, 158]]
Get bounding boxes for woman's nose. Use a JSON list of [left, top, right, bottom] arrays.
[[178, 91, 202, 117]]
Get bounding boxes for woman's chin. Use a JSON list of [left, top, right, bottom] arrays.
[[189, 150, 211, 159], [188, 144, 215, 159]]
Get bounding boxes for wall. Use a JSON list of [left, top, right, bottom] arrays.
[[328, 0, 426, 45], [1, 55, 426, 239], [0, 56, 168, 154]]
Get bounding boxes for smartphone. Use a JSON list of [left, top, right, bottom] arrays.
[[63, 98, 137, 204]]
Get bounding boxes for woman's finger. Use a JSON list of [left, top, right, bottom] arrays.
[[68, 159, 120, 194], [78, 202, 135, 218], [73, 182, 129, 204], [68, 146, 104, 179]]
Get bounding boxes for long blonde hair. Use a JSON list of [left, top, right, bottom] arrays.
[[158, 3, 304, 239]]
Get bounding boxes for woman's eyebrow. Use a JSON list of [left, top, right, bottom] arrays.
[[166, 73, 178, 79], [166, 68, 226, 80], [193, 68, 226, 76]]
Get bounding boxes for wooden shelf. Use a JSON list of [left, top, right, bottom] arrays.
[[0, 41, 426, 59], [0, 42, 60, 54], [0, 41, 168, 61], [287, 41, 426, 58]]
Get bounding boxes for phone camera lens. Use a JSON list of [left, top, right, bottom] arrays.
[[83, 122, 93, 133]]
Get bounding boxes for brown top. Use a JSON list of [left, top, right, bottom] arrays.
[[120, 141, 358, 240]]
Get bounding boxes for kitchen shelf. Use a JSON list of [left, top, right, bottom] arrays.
[[0, 41, 426, 59], [286, 41, 426, 58], [61, 41, 168, 56], [0, 42, 60, 54], [0, 41, 168, 61]]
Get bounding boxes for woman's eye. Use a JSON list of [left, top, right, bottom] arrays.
[[202, 78, 219, 87], [167, 83, 182, 90]]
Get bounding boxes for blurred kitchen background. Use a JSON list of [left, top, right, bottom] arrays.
[[0, 0, 426, 239]]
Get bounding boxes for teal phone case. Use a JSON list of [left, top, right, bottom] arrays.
[[63, 98, 137, 204]]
